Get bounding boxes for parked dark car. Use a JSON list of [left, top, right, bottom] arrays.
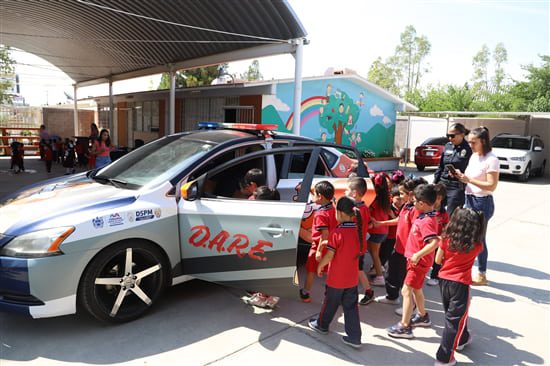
[[414, 136, 448, 171]]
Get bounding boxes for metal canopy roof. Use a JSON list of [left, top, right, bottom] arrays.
[[0, 0, 307, 86]]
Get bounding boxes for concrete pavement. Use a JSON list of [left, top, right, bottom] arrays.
[[0, 158, 548, 365]]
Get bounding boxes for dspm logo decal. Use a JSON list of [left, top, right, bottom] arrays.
[[108, 213, 124, 227], [136, 209, 154, 221], [92, 216, 104, 229]]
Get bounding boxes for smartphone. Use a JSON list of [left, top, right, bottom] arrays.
[[446, 164, 457, 175]]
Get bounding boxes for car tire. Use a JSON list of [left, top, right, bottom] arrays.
[[519, 163, 531, 182], [537, 161, 546, 177], [416, 165, 425, 171], [78, 240, 168, 323]]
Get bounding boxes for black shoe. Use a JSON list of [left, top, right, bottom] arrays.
[[359, 289, 374, 305], [299, 289, 311, 303], [341, 335, 361, 348], [410, 312, 431, 327], [308, 318, 328, 335]]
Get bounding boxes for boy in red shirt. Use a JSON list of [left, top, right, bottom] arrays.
[[428, 183, 450, 286], [308, 196, 364, 348], [373, 178, 426, 305], [345, 177, 375, 305], [434, 208, 485, 366], [387, 184, 440, 339], [300, 181, 337, 303]]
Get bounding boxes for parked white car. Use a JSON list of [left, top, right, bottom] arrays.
[[491, 134, 546, 182]]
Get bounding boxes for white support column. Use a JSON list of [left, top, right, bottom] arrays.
[[405, 115, 412, 165], [108, 78, 117, 144], [169, 68, 176, 135], [292, 39, 303, 136], [73, 84, 79, 137]]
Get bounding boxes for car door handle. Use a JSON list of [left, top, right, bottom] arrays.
[[259, 227, 292, 236]]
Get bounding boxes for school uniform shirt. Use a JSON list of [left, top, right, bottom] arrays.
[[436, 211, 450, 235], [387, 204, 401, 239], [394, 203, 419, 255], [369, 201, 390, 235], [311, 203, 338, 250], [44, 149, 53, 161], [326, 222, 360, 289], [438, 238, 483, 285], [404, 211, 439, 268], [464, 152, 500, 197], [355, 200, 370, 251]]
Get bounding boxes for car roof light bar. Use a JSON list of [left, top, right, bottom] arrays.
[[197, 122, 278, 131]]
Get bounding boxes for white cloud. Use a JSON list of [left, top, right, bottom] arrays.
[[370, 104, 384, 117], [383, 116, 392, 125], [262, 94, 290, 112]]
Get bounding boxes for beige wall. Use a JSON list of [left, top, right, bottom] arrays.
[[42, 108, 96, 139]]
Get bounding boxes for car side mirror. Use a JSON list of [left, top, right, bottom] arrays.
[[180, 181, 199, 201], [534, 146, 543, 152]]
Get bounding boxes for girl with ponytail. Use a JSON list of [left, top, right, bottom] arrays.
[[308, 196, 363, 349]]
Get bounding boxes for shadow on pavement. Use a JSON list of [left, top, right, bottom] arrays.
[[489, 261, 550, 281]]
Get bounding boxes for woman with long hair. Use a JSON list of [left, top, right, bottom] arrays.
[[91, 129, 114, 169], [453, 127, 499, 286]]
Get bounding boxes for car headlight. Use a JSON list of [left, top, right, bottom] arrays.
[[510, 156, 526, 161], [0, 227, 74, 258]]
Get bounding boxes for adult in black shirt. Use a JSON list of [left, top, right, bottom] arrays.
[[434, 123, 472, 215]]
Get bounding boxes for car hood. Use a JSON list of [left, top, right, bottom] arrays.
[[0, 174, 136, 236], [492, 147, 529, 158]]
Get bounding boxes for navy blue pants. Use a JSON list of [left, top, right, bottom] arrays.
[[465, 194, 495, 273], [316, 285, 361, 343], [385, 250, 407, 300], [436, 279, 470, 363]]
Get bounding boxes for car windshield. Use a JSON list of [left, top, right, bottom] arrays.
[[492, 137, 530, 150], [94, 135, 215, 189]]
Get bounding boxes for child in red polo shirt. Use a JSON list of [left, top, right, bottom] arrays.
[[308, 196, 364, 349], [300, 181, 337, 303], [345, 177, 374, 305], [368, 173, 392, 286], [387, 184, 440, 339], [435, 208, 485, 366], [373, 178, 426, 305], [428, 183, 450, 286]]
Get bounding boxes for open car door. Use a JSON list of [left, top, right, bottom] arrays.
[[176, 147, 321, 297]]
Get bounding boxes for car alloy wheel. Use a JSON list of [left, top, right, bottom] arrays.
[[79, 241, 167, 323], [519, 163, 531, 182]]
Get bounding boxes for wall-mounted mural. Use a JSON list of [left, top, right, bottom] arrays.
[[262, 77, 397, 157]]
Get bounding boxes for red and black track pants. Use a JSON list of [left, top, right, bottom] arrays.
[[436, 279, 470, 363]]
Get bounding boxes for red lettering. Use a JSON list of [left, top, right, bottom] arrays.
[[248, 240, 273, 262], [208, 230, 230, 253], [188, 225, 210, 248], [226, 234, 249, 258]]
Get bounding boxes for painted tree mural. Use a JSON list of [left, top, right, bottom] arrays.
[[318, 88, 361, 144]]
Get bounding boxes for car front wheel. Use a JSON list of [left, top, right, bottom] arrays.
[[78, 240, 167, 323], [519, 163, 531, 182]]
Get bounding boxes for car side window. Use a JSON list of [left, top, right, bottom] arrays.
[[280, 152, 331, 179]]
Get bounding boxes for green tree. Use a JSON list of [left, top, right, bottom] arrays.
[[318, 90, 360, 145], [367, 25, 431, 97], [0, 45, 16, 105], [493, 43, 508, 92], [509, 55, 550, 112], [472, 44, 490, 93], [158, 64, 227, 89], [240, 60, 263, 81]]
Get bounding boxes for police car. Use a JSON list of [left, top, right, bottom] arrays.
[[0, 123, 371, 323]]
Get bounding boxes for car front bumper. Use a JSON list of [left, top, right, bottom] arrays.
[[498, 159, 528, 175]]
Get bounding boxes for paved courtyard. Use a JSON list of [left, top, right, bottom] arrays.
[[1, 157, 549, 365]]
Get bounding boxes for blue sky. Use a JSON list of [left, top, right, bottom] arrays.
[[10, 0, 550, 105]]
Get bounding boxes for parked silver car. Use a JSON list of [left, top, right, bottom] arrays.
[[491, 134, 546, 182]]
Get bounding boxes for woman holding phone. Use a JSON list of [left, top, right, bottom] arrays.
[[429, 123, 472, 285], [452, 127, 500, 286]]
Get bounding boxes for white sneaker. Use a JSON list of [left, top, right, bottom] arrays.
[[456, 335, 473, 351], [427, 278, 439, 286], [374, 295, 400, 305], [372, 275, 385, 286]]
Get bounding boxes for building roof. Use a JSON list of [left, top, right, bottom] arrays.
[[1, 0, 306, 86], [254, 74, 419, 112]]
